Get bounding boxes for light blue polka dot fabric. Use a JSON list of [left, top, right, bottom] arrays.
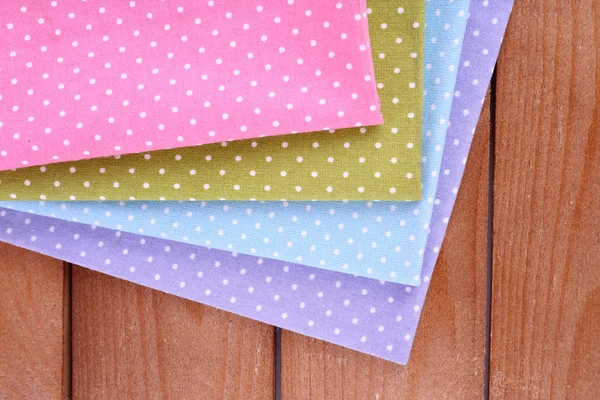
[[2, 0, 470, 286]]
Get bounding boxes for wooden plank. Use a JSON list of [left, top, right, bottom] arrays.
[[71, 266, 275, 400], [491, 0, 600, 398], [0, 243, 66, 399], [281, 96, 491, 399]]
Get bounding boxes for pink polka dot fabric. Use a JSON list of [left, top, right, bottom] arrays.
[[0, 0, 382, 171]]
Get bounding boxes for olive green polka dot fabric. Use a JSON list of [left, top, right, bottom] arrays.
[[0, 1, 424, 201]]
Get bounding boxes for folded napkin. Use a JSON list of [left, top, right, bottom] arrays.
[[0, 0, 422, 200], [0, 0, 381, 171]]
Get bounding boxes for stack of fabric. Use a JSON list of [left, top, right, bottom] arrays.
[[0, 0, 513, 364]]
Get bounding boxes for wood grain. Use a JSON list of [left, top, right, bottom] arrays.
[[491, 0, 600, 398], [0, 243, 66, 399], [281, 96, 491, 399], [71, 266, 275, 400]]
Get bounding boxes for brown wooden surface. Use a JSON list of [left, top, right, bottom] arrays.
[[70, 266, 275, 400], [1, 1, 600, 399], [490, 0, 600, 398], [280, 95, 491, 400], [0, 243, 66, 399]]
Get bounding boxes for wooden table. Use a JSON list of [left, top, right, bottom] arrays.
[[1, 1, 599, 398]]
